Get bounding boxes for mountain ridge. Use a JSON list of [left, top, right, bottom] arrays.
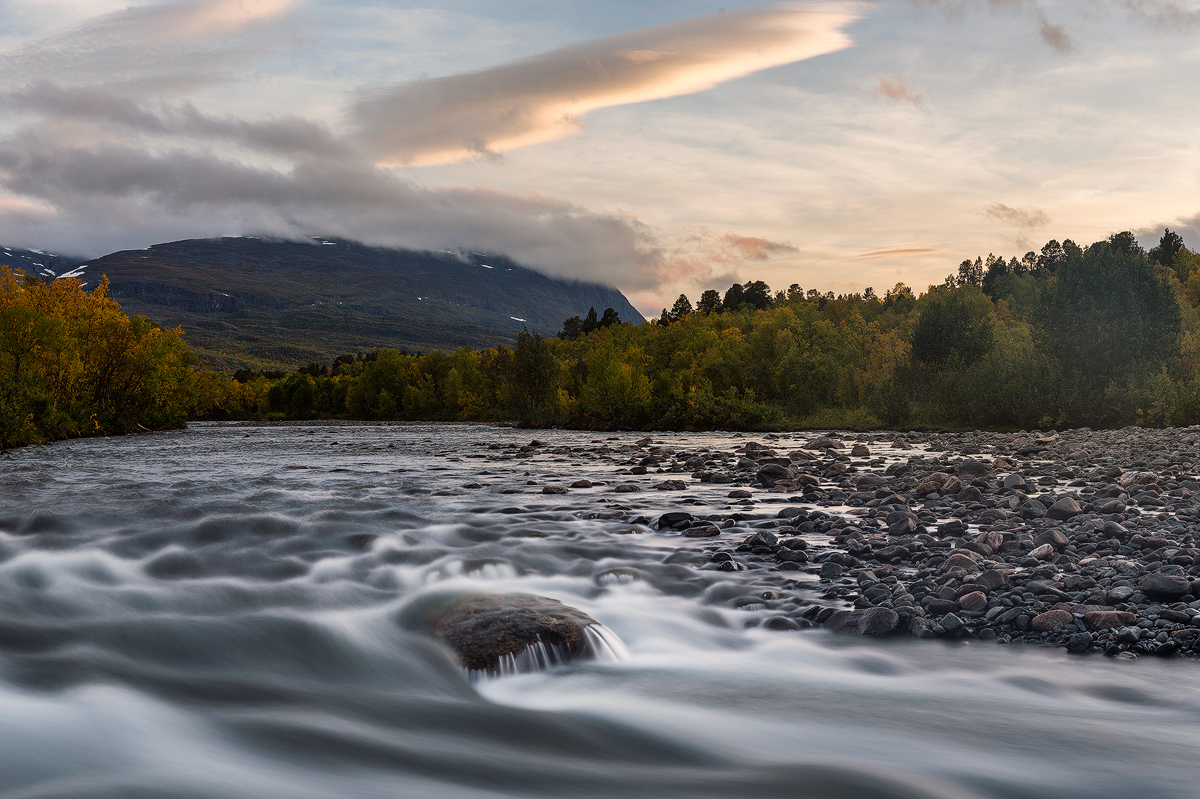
[[2, 236, 644, 370]]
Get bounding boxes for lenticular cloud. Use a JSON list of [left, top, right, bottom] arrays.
[[350, 2, 864, 167]]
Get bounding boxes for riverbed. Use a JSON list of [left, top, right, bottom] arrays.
[[1, 423, 1198, 799]]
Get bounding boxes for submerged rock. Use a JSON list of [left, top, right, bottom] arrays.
[[401, 592, 600, 673]]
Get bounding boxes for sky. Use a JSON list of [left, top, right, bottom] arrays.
[[0, 0, 1197, 315]]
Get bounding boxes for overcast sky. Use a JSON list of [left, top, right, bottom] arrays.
[[0, 0, 1197, 314]]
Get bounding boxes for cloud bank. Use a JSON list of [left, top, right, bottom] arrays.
[[0, 0, 860, 296], [350, 3, 865, 166]]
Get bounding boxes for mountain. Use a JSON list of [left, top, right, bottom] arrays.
[[0, 245, 85, 280], [32, 237, 645, 370]]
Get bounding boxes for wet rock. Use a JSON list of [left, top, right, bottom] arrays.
[[613, 483, 638, 493], [1033, 529, 1070, 550], [957, 460, 994, 479], [937, 519, 966, 536], [756, 463, 792, 487], [824, 607, 899, 636], [1002, 473, 1027, 489], [851, 444, 871, 457], [820, 562, 843, 580], [684, 523, 721, 538], [1140, 573, 1191, 599], [959, 591, 988, 612], [1031, 609, 1074, 631], [1083, 610, 1138, 630], [1066, 632, 1094, 653], [940, 613, 965, 633], [977, 569, 1011, 591], [655, 480, 687, 491], [403, 592, 597, 672], [1029, 543, 1055, 560], [542, 485, 569, 495], [570, 479, 593, 488], [1046, 497, 1082, 520]]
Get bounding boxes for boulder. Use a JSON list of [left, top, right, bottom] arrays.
[[401, 592, 598, 672], [1031, 609, 1074, 631], [1083, 610, 1138, 631], [956, 460, 994, 479], [756, 463, 792, 487], [1046, 497, 1082, 520], [824, 607, 899, 636], [1140, 573, 1191, 599]]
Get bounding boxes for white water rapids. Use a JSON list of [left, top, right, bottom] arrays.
[[0, 423, 1197, 799]]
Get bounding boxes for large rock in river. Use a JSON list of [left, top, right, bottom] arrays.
[[400, 592, 599, 672]]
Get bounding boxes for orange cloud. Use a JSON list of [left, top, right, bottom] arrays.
[[352, 3, 865, 166]]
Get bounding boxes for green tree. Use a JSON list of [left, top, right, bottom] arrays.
[[668, 294, 693, 322], [509, 328, 556, 421], [696, 289, 722, 315], [1040, 234, 1183, 423], [911, 288, 995, 368]]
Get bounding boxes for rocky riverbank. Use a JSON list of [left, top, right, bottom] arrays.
[[573, 426, 1200, 660]]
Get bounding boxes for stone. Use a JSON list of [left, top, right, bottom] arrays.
[[654, 480, 687, 490], [926, 598, 959, 615], [959, 591, 988, 612], [940, 613, 965, 633], [1002, 473, 1027, 489], [684, 523, 721, 537], [824, 607, 899, 636], [977, 569, 1011, 591], [756, 463, 792, 487], [957, 460, 994, 479], [1106, 585, 1134, 604], [1033, 529, 1069, 551], [1083, 610, 1138, 630], [1030, 543, 1055, 560], [1046, 497, 1082, 520], [728, 489, 753, 498], [1139, 573, 1191, 599], [570, 479, 593, 488], [937, 519, 966, 536], [1066, 632, 1094, 653], [542, 485, 568, 495], [820, 562, 843, 580], [1031, 609, 1074, 631], [402, 592, 598, 673], [613, 483, 638, 493], [942, 552, 979, 571], [657, 511, 694, 530], [851, 444, 871, 457]]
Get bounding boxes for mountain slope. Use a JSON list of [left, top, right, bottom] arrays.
[[0, 245, 85, 280], [48, 237, 645, 370]]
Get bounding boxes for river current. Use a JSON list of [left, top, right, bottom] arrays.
[[0, 423, 1197, 799]]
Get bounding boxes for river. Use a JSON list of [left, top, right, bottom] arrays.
[[0, 423, 1197, 799]]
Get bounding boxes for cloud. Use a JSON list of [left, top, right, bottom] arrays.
[[0, 0, 301, 95], [985, 202, 1050, 228], [348, 2, 865, 167], [852, 243, 948, 260], [1036, 11, 1074, 53], [0, 0, 868, 296], [874, 75, 927, 107]]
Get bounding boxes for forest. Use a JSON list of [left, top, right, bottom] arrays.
[[4, 229, 1200, 444], [203, 229, 1200, 432], [0, 267, 223, 447]]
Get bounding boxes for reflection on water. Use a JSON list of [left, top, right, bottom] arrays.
[[0, 423, 1197, 799]]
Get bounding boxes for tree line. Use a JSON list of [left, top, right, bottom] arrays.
[[196, 229, 1200, 431], [5, 228, 1199, 443], [0, 267, 223, 447]]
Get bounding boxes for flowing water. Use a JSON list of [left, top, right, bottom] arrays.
[[0, 423, 1198, 799]]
